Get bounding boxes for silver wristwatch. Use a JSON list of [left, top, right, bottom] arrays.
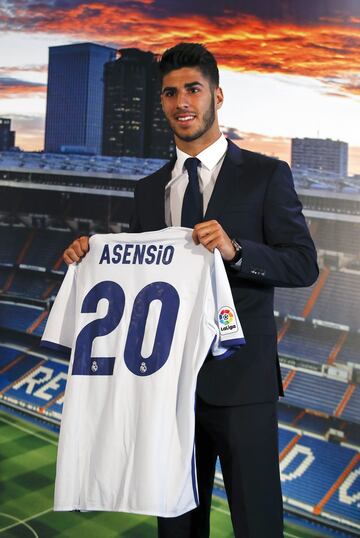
[[230, 239, 242, 264]]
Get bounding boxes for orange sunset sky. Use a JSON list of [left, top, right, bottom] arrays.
[[1, 0, 359, 172]]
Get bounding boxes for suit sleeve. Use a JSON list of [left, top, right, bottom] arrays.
[[229, 160, 318, 287], [129, 183, 142, 233]]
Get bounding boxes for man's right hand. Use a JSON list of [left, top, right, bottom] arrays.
[[63, 236, 90, 264]]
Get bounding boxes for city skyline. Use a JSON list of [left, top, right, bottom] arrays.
[[0, 1, 359, 173]]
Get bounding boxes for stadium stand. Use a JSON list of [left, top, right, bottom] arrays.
[[0, 269, 61, 299], [275, 283, 315, 318], [281, 368, 348, 416], [278, 322, 339, 364], [334, 333, 360, 366], [0, 344, 23, 369], [294, 413, 330, 435], [20, 228, 74, 271], [341, 386, 360, 424], [310, 219, 360, 255], [1, 151, 360, 535], [0, 302, 46, 334], [280, 427, 359, 530], [310, 271, 360, 330], [0, 225, 29, 266]]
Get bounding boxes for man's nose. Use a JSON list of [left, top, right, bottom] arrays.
[[176, 90, 190, 109]]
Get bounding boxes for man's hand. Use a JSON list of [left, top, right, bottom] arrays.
[[193, 220, 236, 261], [63, 236, 90, 265]]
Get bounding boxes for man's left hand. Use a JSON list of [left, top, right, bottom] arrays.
[[193, 220, 236, 261]]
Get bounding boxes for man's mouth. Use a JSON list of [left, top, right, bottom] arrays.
[[175, 114, 196, 124]]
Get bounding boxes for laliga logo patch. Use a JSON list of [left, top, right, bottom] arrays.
[[218, 307, 238, 333]]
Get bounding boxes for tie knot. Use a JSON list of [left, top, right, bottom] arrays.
[[184, 157, 200, 176]]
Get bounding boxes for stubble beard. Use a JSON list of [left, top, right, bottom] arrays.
[[169, 94, 216, 143]]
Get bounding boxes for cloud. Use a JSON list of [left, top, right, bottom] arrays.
[[11, 0, 359, 24], [0, 77, 46, 97], [1, 2, 359, 99], [0, 65, 48, 74]]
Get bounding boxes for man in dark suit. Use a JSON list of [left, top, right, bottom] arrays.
[[64, 43, 318, 537]]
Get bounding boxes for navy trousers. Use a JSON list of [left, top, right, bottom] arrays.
[[158, 398, 283, 538]]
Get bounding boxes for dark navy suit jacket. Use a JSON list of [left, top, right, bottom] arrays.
[[130, 139, 319, 406]]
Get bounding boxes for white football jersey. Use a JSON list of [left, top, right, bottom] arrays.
[[42, 227, 245, 517]]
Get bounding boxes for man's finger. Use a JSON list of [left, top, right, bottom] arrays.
[[63, 249, 80, 264], [79, 236, 90, 253]]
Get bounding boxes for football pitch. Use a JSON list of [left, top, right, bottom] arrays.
[[0, 411, 330, 538]]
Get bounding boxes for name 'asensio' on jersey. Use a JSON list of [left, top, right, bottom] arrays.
[[99, 243, 175, 265]]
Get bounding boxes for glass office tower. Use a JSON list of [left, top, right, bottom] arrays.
[[44, 43, 116, 154]]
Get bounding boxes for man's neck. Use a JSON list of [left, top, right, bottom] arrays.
[[175, 131, 222, 157]]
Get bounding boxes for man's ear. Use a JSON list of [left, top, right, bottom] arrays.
[[215, 86, 224, 109]]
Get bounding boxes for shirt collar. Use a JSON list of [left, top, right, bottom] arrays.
[[172, 133, 228, 177]]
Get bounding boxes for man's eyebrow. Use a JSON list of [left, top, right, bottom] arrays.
[[161, 81, 204, 94]]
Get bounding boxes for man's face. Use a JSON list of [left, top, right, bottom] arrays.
[[160, 67, 223, 143]]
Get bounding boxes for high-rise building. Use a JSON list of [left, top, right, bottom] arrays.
[[102, 48, 174, 159], [291, 137, 348, 179], [0, 118, 15, 151], [44, 43, 116, 154]]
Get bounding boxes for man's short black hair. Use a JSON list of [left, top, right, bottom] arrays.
[[159, 43, 219, 88]]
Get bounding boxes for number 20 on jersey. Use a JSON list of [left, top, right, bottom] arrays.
[[72, 280, 180, 377]]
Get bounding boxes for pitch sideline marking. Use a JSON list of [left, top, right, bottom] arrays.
[[0, 415, 58, 446], [0, 510, 49, 536]]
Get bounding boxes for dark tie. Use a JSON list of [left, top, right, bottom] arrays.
[[181, 157, 203, 228]]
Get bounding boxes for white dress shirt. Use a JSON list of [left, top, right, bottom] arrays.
[[165, 134, 228, 227]]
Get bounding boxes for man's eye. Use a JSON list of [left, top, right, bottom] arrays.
[[164, 90, 175, 97], [190, 87, 200, 93]]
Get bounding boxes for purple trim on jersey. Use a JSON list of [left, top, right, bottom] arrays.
[[41, 340, 71, 354], [222, 337, 246, 348], [214, 348, 236, 360], [191, 431, 199, 506], [213, 337, 246, 360]]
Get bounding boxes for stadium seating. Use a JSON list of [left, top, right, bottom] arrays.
[[0, 302, 46, 333], [277, 404, 300, 425], [274, 285, 314, 318], [295, 413, 330, 435], [0, 344, 23, 369], [280, 429, 359, 528], [0, 353, 44, 391], [278, 322, 338, 364], [335, 333, 360, 365], [310, 271, 360, 330], [0, 269, 61, 300], [0, 225, 29, 266], [32, 313, 49, 337], [281, 367, 347, 416], [341, 386, 360, 424], [20, 228, 74, 271], [0, 268, 10, 289], [311, 219, 360, 255]]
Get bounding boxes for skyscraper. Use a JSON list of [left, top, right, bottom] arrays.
[[0, 118, 15, 151], [291, 137, 348, 179], [44, 43, 116, 154], [102, 49, 174, 159]]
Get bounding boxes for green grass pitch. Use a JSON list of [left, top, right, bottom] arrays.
[[0, 410, 330, 537]]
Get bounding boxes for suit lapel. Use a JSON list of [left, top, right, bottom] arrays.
[[147, 159, 174, 231], [204, 139, 243, 220]]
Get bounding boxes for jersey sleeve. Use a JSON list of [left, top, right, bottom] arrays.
[[41, 263, 77, 354], [207, 249, 245, 359]]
